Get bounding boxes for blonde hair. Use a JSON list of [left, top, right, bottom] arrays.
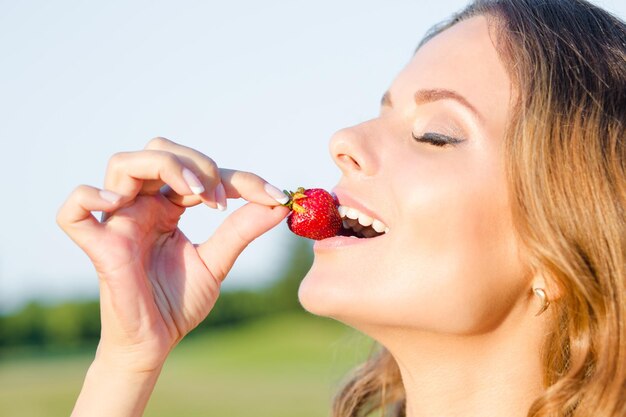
[[332, 1, 626, 416]]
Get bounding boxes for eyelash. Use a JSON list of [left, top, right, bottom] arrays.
[[411, 132, 464, 147]]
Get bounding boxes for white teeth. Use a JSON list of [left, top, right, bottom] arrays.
[[357, 213, 373, 227], [337, 204, 388, 233], [345, 208, 359, 220], [371, 219, 386, 233]]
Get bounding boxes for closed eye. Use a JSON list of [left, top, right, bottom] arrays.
[[411, 132, 465, 147]]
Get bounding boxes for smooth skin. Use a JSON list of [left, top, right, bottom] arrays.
[[59, 14, 552, 417], [300, 16, 552, 417], [57, 137, 289, 416]]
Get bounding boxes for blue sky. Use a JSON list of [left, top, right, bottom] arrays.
[[1, 0, 624, 312]]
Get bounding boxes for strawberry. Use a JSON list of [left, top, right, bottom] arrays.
[[283, 187, 342, 240]]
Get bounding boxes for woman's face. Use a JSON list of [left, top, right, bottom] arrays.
[[298, 16, 532, 336]]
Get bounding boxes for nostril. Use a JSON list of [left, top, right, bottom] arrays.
[[338, 153, 361, 170], [329, 126, 377, 176]]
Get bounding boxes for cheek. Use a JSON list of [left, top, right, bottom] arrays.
[[385, 218, 529, 334], [383, 157, 530, 333], [299, 150, 530, 336]]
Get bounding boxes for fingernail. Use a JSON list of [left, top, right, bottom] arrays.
[[160, 184, 172, 195], [182, 168, 205, 195], [99, 190, 121, 204], [264, 183, 290, 205], [215, 182, 227, 211]]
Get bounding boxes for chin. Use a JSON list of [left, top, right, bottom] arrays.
[[296, 258, 386, 336], [298, 261, 338, 318], [297, 263, 391, 343], [297, 257, 357, 321]]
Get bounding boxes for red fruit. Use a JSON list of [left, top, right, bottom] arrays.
[[283, 187, 342, 240]]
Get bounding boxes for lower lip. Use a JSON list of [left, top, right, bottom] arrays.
[[313, 234, 382, 251]]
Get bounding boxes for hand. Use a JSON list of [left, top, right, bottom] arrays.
[[57, 137, 289, 373]]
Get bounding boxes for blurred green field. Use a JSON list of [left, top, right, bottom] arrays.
[[0, 312, 375, 417]]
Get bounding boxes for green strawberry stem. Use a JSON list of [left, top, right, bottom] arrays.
[[281, 187, 308, 213]]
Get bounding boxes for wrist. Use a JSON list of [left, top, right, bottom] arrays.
[[93, 339, 172, 375], [88, 354, 164, 384], [71, 356, 163, 417]]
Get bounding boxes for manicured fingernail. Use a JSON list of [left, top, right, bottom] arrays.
[[99, 190, 121, 204], [215, 182, 227, 211], [182, 168, 205, 195], [264, 183, 290, 205]]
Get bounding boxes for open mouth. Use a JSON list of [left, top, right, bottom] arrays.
[[337, 205, 389, 239]]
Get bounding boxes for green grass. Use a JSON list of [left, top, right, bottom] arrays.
[[0, 312, 375, 417]]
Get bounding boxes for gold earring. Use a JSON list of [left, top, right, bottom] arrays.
[[533, 288, 550, 316]]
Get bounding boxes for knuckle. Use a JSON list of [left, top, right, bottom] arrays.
[[56, 184, 88, 227], [55, 205, 66, 227], [235, 169, 263, 185], [107, 151, 129, 169], [228, 217, 251, 249], [244, 170, 263, 181], [151, 151, 183, 177], [201, 158, 219, 176], [70, 184, 91, 207], [145, 136, 172, 150], [159, 151, 181, 168], [240, 171, 262, 186], [75, 183, 91, 194]]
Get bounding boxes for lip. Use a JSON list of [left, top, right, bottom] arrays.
[[313, 233, 387, 251]]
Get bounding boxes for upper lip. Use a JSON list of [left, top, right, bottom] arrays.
[[332, 188, 387, 227]]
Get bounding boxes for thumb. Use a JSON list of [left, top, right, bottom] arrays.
[[196, 202, 289, 282]]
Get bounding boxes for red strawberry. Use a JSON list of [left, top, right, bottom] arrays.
[[283, 187, 342, 240]]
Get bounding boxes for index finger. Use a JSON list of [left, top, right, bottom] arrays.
[[145, 138, 288, 210], [219, 168, 289, 207]]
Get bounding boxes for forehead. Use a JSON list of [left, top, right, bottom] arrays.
[[392, 16, 511, 138]]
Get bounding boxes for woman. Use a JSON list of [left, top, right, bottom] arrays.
[[57, 0, 625, 416]]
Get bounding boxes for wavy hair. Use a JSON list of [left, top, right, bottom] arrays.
[[332, 1, 626, 416]]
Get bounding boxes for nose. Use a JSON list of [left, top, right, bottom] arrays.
[[329, 125, 378, 178]]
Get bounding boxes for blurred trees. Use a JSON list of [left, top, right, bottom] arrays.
[[0, 301, 101, 351], [0, 236, 313, 355]]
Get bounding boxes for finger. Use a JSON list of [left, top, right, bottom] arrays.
[[57, 185, 121, 250], [145, 137, 289, 209], [196, 203, 289, 282], [219, 169, 290, 207], [145, 137, 221, 209], [162, 168, 289, 211], [103, 150, 205, 207]]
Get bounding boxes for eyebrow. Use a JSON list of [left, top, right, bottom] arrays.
[[381, 89, 484, 123]]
